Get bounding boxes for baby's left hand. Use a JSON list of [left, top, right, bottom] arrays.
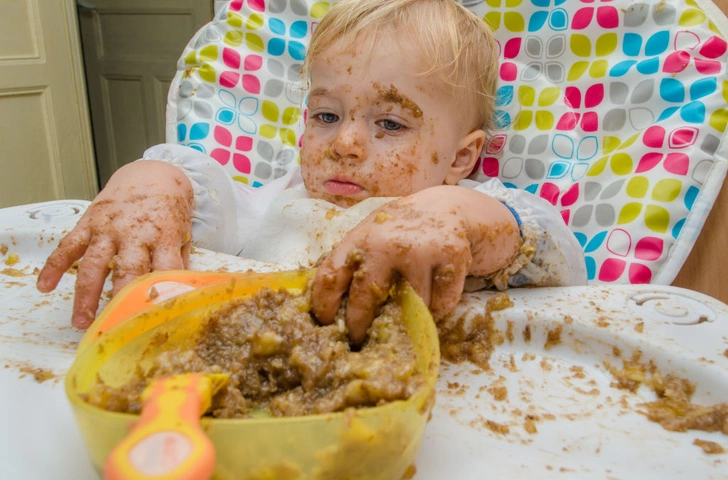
[[312, 185, 521, 344]]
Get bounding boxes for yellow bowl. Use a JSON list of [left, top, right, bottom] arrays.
[[65, 269, 440, 480]]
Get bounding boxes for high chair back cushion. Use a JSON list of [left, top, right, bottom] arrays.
[[166, 0, 728, 286]]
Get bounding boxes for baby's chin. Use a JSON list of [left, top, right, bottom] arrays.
[[314, 191, 365, 208], [303, 186, 358, 208], [304, 179, 387, 207]]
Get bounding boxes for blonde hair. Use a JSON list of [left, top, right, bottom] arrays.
[[301, 0, 499, 133]]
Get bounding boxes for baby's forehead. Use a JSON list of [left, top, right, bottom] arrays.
[[308, 81, 428, 108], [318, 27, 431, 67], [311, 46, 449, 94]]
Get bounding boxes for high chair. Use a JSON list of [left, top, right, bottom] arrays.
[[3, 4, 728, 477], [167, 0, 728, 302]]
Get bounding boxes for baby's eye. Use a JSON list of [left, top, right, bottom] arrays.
[[377, 119, 405, 132], [315, 112, 339, 124]]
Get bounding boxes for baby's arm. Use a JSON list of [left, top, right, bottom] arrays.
[[37, 160, 194, 329], [463, 177, 588, 290], [311, 185, 522, 344], [38, 143, 298, 329]]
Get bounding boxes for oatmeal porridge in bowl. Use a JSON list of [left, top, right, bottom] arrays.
[[65, 269, 439, 480]]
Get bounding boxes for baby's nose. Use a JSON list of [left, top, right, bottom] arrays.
[[330, 120, 366, 160]]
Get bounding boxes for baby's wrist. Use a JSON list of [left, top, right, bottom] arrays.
[[106, 160, 193, 202]]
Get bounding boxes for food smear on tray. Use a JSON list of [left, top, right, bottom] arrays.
[[438, 293, 514, 370], [605, 351, 728, 436], [436, 292, 727, 456]]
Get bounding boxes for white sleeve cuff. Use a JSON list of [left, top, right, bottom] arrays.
[[141, 143, 242, 255], [461, 178, 588, 288]]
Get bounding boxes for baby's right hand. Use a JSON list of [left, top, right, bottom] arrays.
[[37, 160, 194, 329]]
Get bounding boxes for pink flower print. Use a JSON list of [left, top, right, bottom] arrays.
[[636, 152, 690, 176], [557, 84, 604, 132], [634, 236, 664, 262], [498, 37, 521, 82], [500, 62, 518, 82], [475, 134, 508, 179], [663, 33, 727, 75], [210, 126, 253, 174], [571, 4, 619, 30], [540, 178, 576, 202], [599, 257, 654, 283], [229, 0, 265, 12], [502, 37, 521, 59], [537, 181, 580, 224], [696, 36, 728, 72], [597, 229, 664, 283], [486, 134, 507, 155], [636, 125, 697, 176], [627, 263, 653, 283], [599, 258, 627, 282], [219, 52, 263, 94]]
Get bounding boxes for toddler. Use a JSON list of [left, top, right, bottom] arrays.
[[38, 0, 586, 343]]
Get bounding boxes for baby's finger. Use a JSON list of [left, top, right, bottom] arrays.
[[72, 237, 116, 329], [311, 247, 359, 325], [111, 244, 152, 296], [180, 227, 192, 269], [429, 260, 470, 319], [151, 242, 186, 272], [181, 240, 191, 269], [400, 266, 433, 310], [345, 261, 392, 344], [37, 228, 91, 293]]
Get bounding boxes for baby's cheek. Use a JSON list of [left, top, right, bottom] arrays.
[[368, 181, 381, 197], [301, 169, 321, 199], [369, 143, 428, 196], [301, 131, 317, 153], [300, 140, 325, 167]]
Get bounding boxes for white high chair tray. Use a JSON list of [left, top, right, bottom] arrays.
[[0, 201, 726, 479]]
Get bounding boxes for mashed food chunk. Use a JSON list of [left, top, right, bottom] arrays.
[[84, 287, 424, 418]]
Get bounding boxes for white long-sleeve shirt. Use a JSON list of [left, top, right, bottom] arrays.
[[143, 143, 587, 289]]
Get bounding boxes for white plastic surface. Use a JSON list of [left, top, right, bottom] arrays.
[[0, 201, 727, 479]]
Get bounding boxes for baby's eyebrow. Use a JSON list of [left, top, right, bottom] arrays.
[[372, 83, 423, 118], [309, 87, 330, 98]]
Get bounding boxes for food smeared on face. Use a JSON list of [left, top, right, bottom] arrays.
[[300, 30, 480, 207], [373, 83, 423, 118]]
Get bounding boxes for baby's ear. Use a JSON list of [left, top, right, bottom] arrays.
[[444, 129, 486, 185]]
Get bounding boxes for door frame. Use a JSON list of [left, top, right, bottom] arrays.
[[62, 0, 99, 198]]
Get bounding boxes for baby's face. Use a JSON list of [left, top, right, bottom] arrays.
[[300, 31, 474, 207]]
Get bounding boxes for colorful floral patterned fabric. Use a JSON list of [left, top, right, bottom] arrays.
[[166, 0, 728, 285]]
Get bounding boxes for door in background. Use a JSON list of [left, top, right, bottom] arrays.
[[0, 0, 96, 208], [78, 0, 214, 187]]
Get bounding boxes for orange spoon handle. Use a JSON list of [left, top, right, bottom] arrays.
[[104, 374, 227, 480]]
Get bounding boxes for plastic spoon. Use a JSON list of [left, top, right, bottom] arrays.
[[104, 373, 229, 480]]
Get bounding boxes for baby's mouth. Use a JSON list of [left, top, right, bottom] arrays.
[[324, 179, 364, 196]]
